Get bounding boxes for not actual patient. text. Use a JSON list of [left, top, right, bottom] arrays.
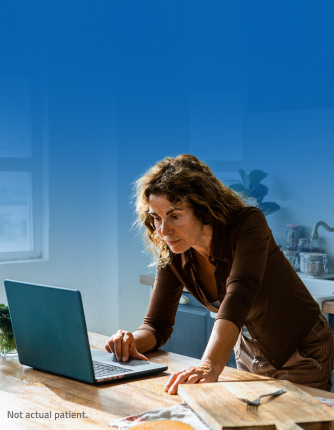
[[7, 410, 88, 420]]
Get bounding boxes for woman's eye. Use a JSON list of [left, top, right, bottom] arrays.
[[172, 215, 180, 220]]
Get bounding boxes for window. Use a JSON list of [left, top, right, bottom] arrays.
[[0, 74, 48, 262]]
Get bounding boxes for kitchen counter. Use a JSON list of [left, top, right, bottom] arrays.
[[1, 332, 334, 429], [140, 274, 189, 291], [140, 274, 334, 314]]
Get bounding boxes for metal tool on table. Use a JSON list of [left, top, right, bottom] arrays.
[[237, 388, 286, 406]]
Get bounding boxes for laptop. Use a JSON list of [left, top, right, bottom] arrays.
[[4, 280, 167, 384]]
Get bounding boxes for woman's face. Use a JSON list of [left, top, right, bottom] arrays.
[[148, 193, 210, 254]]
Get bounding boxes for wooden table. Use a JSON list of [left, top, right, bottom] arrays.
[[1, 332, 334, 429]]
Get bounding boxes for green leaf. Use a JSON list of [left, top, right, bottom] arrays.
[[249, 170, 268, 190], [258, 202, 281, 216], [0, 304, 12, 332], [250, 184, 268, 203], [229, 183, 245, 192], [238, 169, 250, 189]]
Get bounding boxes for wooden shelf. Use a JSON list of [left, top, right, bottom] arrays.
[[139, 274, 155, 286], [140, 275, 188, 292], [322, 301, 334, 314]]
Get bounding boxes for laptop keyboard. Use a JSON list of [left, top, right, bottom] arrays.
[[93, 360, 133, 378]]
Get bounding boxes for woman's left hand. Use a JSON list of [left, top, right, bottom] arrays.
[[164, 361, 219, 395]]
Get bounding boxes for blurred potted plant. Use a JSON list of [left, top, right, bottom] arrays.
[[0, 304, 16, 357], [229, 169, 281, 216]]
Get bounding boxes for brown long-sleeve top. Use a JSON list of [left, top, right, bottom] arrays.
[[136, 206, 320, 370]]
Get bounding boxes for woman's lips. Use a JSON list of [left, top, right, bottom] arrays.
[[167, 240, 180, 245]]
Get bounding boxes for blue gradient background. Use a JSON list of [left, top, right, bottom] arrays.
[[1, 1, 334, 334]]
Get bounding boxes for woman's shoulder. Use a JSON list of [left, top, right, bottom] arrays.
[[211, 206, 267, 239], [231, 205, 267, 225], [228, 206, 269, 240]]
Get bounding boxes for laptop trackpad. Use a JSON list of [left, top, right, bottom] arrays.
[[91, 349, 155, 369]]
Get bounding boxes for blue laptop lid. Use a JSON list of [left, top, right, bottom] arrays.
[[4, 280, 95, 383]]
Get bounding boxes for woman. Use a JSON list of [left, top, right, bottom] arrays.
[[105, 154, 334, 394]]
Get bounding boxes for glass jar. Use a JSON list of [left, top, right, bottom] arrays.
[[297, 239, 310, 270], [298, 238, 310, 253], [299, 252, 310, 273], [309, 237, 321, 253], [303, 253, 328, 276], [0, 328, 17, 357], [286, 225, 301, 250], [283, 250, 299, 271]]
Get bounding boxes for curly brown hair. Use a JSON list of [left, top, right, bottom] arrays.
[[134, 154, 249, 267]]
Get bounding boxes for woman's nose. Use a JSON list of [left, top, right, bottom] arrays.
[[160, 220, 173, 236]]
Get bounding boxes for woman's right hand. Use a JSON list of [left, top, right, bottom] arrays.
[[105, 330, 149, 362]]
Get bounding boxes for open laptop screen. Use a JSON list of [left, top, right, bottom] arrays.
[[4, 280, 96, 383]]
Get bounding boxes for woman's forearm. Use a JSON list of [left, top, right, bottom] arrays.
[[164, 318, 240, 394], [201, 318, 240, 377], [133, 329, 157, 353]]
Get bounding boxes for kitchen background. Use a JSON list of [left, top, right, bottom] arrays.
[[0, 0, 334, 338]]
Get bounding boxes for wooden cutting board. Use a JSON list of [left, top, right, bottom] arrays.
[[179, 380, 334, 430]]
